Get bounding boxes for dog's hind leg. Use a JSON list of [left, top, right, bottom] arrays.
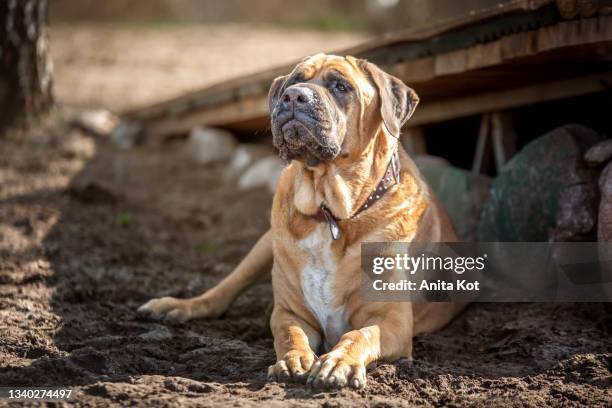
[[138, 229, 273, 321]]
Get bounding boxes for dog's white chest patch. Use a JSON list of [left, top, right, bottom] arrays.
[[299, 226, 348, 350]]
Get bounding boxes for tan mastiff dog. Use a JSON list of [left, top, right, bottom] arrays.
[[138, 54, 465, 389]]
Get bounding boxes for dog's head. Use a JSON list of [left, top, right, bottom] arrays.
[[269, 54, 419, 166]]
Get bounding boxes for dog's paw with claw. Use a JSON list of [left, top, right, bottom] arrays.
[[267, 349, 317, 383], [306, 351, 366, 389], [137, 297, 194, 322]]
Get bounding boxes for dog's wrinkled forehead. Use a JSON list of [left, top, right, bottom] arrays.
[[290, 54, 376, 102]]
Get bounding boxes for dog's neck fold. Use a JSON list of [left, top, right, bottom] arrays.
[[292, 127, 397, 220]]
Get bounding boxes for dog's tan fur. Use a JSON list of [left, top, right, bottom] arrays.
[[139, 54, 465, 389]]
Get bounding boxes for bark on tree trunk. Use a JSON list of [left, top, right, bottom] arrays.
[[0, 0, 53, 131]]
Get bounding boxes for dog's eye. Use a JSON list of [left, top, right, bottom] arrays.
[[331, 81, 349, 93], [336, 83, 346, 92]]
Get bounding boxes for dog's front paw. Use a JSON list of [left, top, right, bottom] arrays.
[[267, 349, 317, 383], [137, 297, 193, 322], [306, 351, 366, 389]]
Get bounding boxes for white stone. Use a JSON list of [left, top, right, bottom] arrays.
[[74, 109, 119, 136], [238, 155, 285, 194], [224, 144, 275, 181], [188, 127, 238, 164]]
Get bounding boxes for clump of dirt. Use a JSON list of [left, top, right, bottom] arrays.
[[0, 114, 610, 407]]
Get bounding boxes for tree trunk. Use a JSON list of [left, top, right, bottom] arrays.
[[0, 0, 53, 131]]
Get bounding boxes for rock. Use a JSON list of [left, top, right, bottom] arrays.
[[238, 155, 285, 194], [188, 127, 237, 164], [551, 183, 599, 241], [414, 155, 491, 241], [479, 124, 603, 242], [583, 137, 612, 241], [597, 163, 612, 304], [224, 144, 275, 181], [111, 120, 141, 149], [598, 162, 612, 241], [72, 109, 119, 137], [413, 155, 450, 168], [584, 139, 612, 166]]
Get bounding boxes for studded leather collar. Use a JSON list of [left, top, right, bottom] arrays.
[[311, 148, 401, 240]]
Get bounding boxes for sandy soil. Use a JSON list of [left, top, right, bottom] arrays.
[[0, 114, 610, 407], [50, 23, 368, 112]]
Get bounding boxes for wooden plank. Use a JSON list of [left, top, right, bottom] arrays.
[[145, 95, 269, 137], [491, 112, 517, 171], [434, 49, 468, 76], [472, 114, 491, 174], [389, 15, 612, 84], [409, 72, 612, 127], [466, 41, 502, 71], [146, 70, 612, 138]]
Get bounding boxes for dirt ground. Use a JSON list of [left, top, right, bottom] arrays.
[[0, 113, 610, 407], [1, 21, 610, 407]]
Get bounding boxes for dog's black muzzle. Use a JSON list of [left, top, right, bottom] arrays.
[[271, 85, 340, 166]]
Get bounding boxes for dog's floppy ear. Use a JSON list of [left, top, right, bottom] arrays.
[[268, 75, 288, 112], [360, 61, 419, 137]]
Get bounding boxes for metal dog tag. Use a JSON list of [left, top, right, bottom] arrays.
[[320, 205, 341, 240], [391, 150, 400, 183]]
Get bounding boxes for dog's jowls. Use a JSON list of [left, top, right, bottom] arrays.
[[138, 54, 465, 389]]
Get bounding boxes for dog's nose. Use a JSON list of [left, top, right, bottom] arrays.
[[281, 86, 313, 106]]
